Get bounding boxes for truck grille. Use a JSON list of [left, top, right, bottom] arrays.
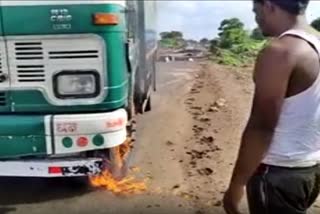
[[17, 65, 45, 83], [0, 39, 9, 91], [49, 50, 99, 59], [14, 42, 45, 83], [0, 53, 2, 75], [0, 92, 6, 106], [6, 34, 106, 105], [15, 42, 44, 60]]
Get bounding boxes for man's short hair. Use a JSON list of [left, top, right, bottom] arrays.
[[254, 0, 310, 15]]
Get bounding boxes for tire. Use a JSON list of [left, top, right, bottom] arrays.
[[153, 54, 157, 91], [107, 118, 136, 180], [145, 96, 151, 112]]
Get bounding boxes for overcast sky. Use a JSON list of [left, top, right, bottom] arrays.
[[157, 0, 320, 40]]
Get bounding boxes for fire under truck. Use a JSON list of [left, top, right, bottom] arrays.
[[0, 0, 157, 178]]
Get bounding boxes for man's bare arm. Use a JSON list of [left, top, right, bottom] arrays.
[[229, 40, 295, 187]]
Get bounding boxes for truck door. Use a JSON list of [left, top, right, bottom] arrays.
[[0, 0, 10, 112]]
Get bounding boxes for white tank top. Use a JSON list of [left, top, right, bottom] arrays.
[[262, 29, 320, 167]]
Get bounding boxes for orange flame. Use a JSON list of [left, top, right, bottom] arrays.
[[90, 170, 147, 196], [89, 139, 147, 195], [119, 138, 133, 159]]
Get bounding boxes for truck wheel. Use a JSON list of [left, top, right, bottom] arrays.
[[108, 118, 136, 180], [145, 96, 151, 112], [153, 53, 157, 91], [108, 146, 127, 180], [128, 84, 136, 119], [110, 72, 137, 179], [134, 67, 144, 114]]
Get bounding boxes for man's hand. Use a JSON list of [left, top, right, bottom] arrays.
[[223, 183, 244, 214]]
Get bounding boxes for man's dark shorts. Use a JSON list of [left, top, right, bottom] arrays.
[[247, 164, 320, 214]]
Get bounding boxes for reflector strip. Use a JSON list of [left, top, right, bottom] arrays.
[[93, 134, 105, 146], [93, 13, 119, 25], [62, 137, 73, 148], [77, 137, 89, 147], [48, 166, 62, 174]]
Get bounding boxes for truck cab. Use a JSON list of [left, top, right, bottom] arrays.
[[0, 0, 157, 177]]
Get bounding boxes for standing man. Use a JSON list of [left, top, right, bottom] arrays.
[[223, 0, 320, 213]]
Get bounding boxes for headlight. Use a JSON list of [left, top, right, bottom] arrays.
[[53, 71, 101, 99]]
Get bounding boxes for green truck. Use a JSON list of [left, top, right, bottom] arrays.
[[0, 0, 157, 177]]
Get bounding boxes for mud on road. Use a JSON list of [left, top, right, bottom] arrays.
[[181, 63, 253, 214], [1, 61, 320, 214], [181, 63, 320, 214]]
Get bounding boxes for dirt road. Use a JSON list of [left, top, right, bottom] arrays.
[[1, 61, 320, 214], [0, 61, 198, 214]]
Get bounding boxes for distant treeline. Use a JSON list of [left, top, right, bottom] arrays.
[[159, 17, 320, 66]]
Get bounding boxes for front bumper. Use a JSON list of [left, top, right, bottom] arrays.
[[0, 109, 128, 158], [0, 158, 103, 177], [45, 109, 128, 155]]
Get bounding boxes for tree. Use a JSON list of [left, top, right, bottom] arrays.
[[311, 18, 320, 32], [159, 31, 185, 49], [251, 27, 265, 40], [209, 38, 219, 54], [209, 17, 266, 66], [218, 18, 244, 36], [160, 31, 183, 40], [200, 38, 209, 44], [219, 28, 248, 48], [217, 18, 248, 49]]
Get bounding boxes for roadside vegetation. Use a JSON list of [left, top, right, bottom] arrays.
[[159, 17, 320, 67], [209, 18, 265, 66], [159, 31, 185, 49]]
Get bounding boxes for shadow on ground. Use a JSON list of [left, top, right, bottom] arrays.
[[0, 207, 16, 214], [0, 177, 91, 206]]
